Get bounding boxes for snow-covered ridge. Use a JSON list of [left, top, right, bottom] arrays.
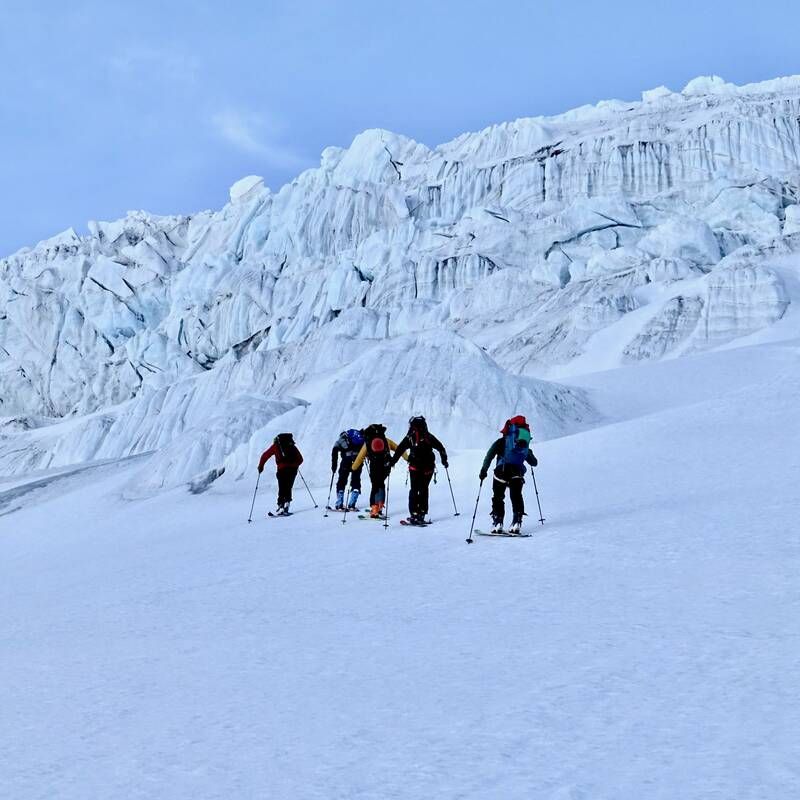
[[1, 75, 798, 492], [467, 73, 800, 133]]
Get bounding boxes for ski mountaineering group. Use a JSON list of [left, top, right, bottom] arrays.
[[256, 415, 540, 535]]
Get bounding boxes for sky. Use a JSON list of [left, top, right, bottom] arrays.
[[1, 0, 799, 256]]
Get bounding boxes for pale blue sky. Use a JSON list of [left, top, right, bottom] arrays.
[[2, 0, 799, 255]]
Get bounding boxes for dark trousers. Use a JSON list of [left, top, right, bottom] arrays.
[[336, 457, 362, 493], [408, 469, 433, 517], [369, 461, 389, 505], [277, 467, 298, 506], [491, 466, 524, 521]]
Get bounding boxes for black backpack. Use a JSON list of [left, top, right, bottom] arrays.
[[363, 424, 390, 462], [406, 416, 434, 465], [274, 432, 300, 461]]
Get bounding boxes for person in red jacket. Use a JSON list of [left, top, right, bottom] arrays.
[[258, 432, 303, 516]]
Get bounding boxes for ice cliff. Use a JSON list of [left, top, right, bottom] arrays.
[[1, 75, 798, 491]]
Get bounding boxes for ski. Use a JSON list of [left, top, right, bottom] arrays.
[[325, 506, 360, 513], [399, 519, 430, 527], [267, 511, 293, 518], [357, 514, 387, 521], [474, 529, 532, 538]]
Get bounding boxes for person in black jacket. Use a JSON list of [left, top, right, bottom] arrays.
[[479, 415, 538, 533], [390, 416, 448, 525]]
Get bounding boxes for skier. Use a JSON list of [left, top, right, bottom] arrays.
[[258, 432, 304, 516], [352, 423, 405, 518], [330, 428, 365, 510], [390, 416, 448, 525], [478, 415, 538, 534]]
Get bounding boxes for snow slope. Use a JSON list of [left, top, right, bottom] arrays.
[[1, 333, 798, 799], [3, 75, 800, 492]]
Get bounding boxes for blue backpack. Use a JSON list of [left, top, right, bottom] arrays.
[[500, 424, 532, 468]]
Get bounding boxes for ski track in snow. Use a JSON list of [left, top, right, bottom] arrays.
[[1, 340, 799, 799]]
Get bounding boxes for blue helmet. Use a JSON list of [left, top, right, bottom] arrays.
[[345, 428, 364, 447]]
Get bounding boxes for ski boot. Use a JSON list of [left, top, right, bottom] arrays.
[[334, 489, 345, 510], [412, 513, 426, 526], [279, 502, 291, 516], [491, 516, 504, 534], [369, 503, 382, 519], [509, 513, 523, 535], [347, 489, 360, 510]]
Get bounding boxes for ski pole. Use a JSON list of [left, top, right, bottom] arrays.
[[528, 432, 545, 526], [247, 472, 261, 523], [530, 466, 545, 525], [444, 466, 460, 516], [342, 474, 351, 525], [298, 469, 318, 508], [323, 469, 336, 517], [466, 479, 484, 544], [383, 472, 391, 530]]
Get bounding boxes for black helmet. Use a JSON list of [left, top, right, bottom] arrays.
[[409, 415, 427, 430]]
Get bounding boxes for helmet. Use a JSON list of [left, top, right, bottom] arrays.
[[408, 415, 427, 429], [346, 428, 364, 447]]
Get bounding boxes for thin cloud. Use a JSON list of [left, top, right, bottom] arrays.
[[211, 109, 310, 170], [109, 45, 200, 86]]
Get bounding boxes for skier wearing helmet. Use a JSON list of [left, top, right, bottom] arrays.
[[257, 432, 304, 516], [390, 416, 448, 525], [479, 415, 538, 534], [330, 428, 365, 510], [352, 423, 406, 519]]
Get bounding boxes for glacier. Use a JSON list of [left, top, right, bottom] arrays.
[[1, 74, 799, 492]]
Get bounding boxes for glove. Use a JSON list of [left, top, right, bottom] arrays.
[[257, 464, 264, 474], [530, 456, 538, 468], [331, 462, 337, 473], [442, 458, 449, 469], [479, 469, 487, 481]]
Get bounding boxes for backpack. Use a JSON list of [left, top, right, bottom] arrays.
[[274, 432, 300, 461], [363, 424, 389, 460], [499, 420, 532, 469], [406, 416, 434, 463], [407, 416, 429, 446]]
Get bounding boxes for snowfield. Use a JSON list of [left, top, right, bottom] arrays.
[[2, 75, 800, 798], [1, 332, 798, 799]]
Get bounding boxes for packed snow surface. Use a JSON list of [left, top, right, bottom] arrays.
[[2, 333, 798, 798]]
